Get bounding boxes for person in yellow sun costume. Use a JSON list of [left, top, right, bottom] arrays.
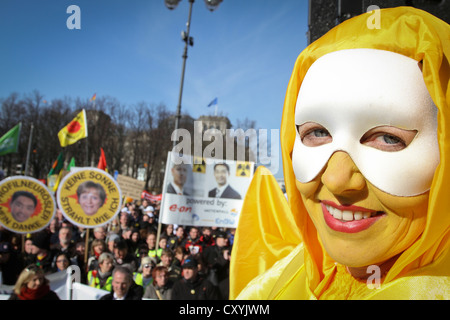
[[230, 7, 450, 300]]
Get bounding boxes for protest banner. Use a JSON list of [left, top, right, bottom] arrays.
[[142, 190, 162, 202], [0, 176, 56, 234], [116, 174, 146, 201], [160, 152, 254, 228], [57, 167, 122, 228]]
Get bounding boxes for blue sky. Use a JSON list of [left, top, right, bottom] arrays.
[[0, 0, 309, 178]]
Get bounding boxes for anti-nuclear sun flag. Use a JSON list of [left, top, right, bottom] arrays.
[[58, 109, 88, 147]]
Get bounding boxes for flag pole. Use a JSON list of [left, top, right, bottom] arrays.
[[85, 139, 89, 167], [84, 228, 90, 265], [24, 123, 34, 176]]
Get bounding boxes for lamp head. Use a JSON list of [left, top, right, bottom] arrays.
[[165, 0, 182, 10], [204, 0, 223, 12]]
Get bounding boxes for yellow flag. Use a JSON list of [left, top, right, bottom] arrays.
[[58, 109, 88, 147]]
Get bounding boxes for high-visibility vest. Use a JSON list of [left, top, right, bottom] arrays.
[[148, 248, 163, 259], [133, 272, 153, 289], [87, 270, 113, 292]]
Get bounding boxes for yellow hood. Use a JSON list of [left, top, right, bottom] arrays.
[[230, 7, 450, 299]]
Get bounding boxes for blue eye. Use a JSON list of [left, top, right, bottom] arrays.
[[382, 134, 402, 145], [359, 126, 417, 152], [312, 129, 330, 138], [297, 123, 333, 147]]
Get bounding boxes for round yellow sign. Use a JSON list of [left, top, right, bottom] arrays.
[[57, 168, 122, 228], [0, 176, 56, 234]]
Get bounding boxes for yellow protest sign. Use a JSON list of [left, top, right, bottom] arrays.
[[57, 168, 122, 228], [0, 176, 56, 234]]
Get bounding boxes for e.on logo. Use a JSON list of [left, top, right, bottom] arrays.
[[169, 204, 192, 213]]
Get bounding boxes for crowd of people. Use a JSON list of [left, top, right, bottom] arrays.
[[0, 198, 233, 300]]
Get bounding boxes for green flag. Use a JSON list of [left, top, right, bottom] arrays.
[[48, 152, 64, 176], [67, 157, 76, 171], [0, 123, 21, 156]]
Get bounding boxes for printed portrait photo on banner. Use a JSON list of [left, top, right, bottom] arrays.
[[10, 190, 38, 223], [76, 180, 107, 216], [208, 163, 241, 200], [166, 162, 193, 196], [0, 176, 56, 234], [57, 168, 122, 228]]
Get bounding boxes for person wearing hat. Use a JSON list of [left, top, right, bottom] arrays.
[[143, 206, 157, 233], [171, 255, 219, 300], [203, 231, 230, 288], [133, 255, 156, 291], [30, 232, 53, 274]]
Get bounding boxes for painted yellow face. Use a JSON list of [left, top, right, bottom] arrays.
[[296, 151, 429, 267]]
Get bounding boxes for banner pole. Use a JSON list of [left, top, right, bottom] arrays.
[[84, 228, 90, 266]]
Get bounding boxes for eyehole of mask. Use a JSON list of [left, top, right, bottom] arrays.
[[359, 126, 418, 152], [297, 122, 418, 152], [297, 122, 332, 147]]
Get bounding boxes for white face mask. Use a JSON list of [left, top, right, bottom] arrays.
[[293, 49, 439, 197]]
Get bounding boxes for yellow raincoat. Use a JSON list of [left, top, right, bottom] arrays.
[[230, 7, 450, 300]]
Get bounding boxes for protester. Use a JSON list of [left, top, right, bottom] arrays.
[[52, 251, 70, 273], [158, 248, 181, 282], [113, 239, 137, 272], [0, 241, 22, 285], [92, 226, 107, 243], [106, 232, 120, 253], [133, 255, 156, 291], [50, 226, 76, 262], [146, 232, 157, 260], [9, 265, 59, 300], [182, 227, 204, 254], [30, 231, 53, 274], [87, 252, 114, 291], [143, 266, 173, 300], [230, 7, 450, 300], [171, 255, 219, 300], [167, 226, 185, 250], [0, 199, 231, 300], [203, 231, 230, 286], [127, 227, 142, 257], [87, 238, 107, 271], [100, 266, 143, 300], [172, 245, 187, 270]]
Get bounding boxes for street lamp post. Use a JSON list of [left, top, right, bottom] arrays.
[[165, 0, 223, 149], [161, 0, 222, 246]]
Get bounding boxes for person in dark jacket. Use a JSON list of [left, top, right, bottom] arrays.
[[9, 264, 59, 300], [100, 266, 143, 300], [202, 231, 230, 287], [171, 256, 219, 300], [30, 231, 53, 274]]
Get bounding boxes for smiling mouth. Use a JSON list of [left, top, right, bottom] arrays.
[[324, 204, 383, 221], [321, 200, 385, 233]]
